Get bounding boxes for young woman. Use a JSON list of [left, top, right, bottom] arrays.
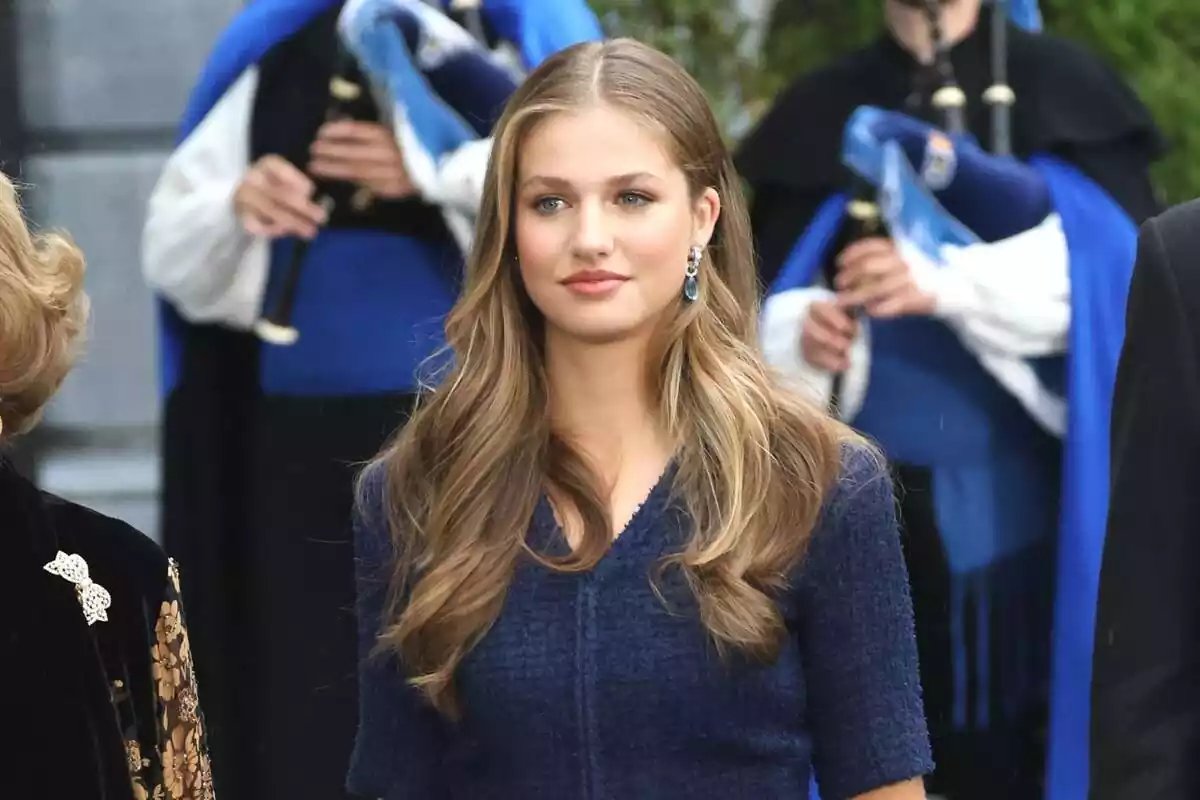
[[0, 171, 213, 798], [348, 38, 933, 799]]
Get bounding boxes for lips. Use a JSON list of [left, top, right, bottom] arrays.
[[561, 270, 629, 285], [560, 269, 629, 298]]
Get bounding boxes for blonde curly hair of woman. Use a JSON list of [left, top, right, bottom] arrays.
[[0, 171, 89, 438]]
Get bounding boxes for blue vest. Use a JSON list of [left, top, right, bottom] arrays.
[[260, 229, 459, 396]]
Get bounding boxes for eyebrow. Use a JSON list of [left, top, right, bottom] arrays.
[[519, 172, 660, 191]]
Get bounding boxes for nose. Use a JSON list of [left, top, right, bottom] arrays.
[[570, 197, 614, 261]]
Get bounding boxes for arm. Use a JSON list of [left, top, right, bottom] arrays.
[[347, 471, 449, 798], [1090, 212, 1200, 799], [752, 185, 871, 417], [920, 134, 1163, 364], [800, 446, 933, 800], [853, 779, 927, 800], [142, 67, 269, 329], [920, 211, 1070, 359], [144, 560, 216, 799], [760, 287, 870, 416]]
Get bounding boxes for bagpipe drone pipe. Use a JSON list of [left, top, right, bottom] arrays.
[[837, 0, 1050, 261], [829, 0, 982, 410], [835, 0, 1051, 256]]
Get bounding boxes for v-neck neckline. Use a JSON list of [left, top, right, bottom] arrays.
[[531, 462, 677, 570]]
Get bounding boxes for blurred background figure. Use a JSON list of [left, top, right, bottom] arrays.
[[0, 170, 214, 800], [738, 0, 1163, 798], [139, 0, 600, 797]]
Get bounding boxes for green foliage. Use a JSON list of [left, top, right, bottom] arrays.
[[1038, 0, 1200, 204], [586, 0, 766, 135], [588, 0, 1199, 204]]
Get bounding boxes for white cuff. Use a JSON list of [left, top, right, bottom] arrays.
[[141, 67, 270, 329], [760, 286, 870, 421]]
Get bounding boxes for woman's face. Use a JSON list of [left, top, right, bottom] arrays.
[[513, 104, 719, 347]]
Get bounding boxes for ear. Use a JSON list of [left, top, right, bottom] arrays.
[[691, 186, 721, 249]]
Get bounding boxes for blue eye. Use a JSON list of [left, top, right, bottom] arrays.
[[619, 192, 652, 207], [534, 197, 565, 214]]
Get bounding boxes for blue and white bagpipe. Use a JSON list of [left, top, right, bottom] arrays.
[[801, 2, 1138, 799], [335, 0, 605, 249]]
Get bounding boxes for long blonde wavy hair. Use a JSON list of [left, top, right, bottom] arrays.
[[364, 38, 855, 718]]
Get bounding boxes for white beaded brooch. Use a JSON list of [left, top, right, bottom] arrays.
[[44, 551, 112, 626]]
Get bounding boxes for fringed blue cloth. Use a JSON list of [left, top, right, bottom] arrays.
[[338, 0, 603, 222]]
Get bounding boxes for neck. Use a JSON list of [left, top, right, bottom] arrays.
[[543, 333, 670, 481], [885, 0, 981, 64]]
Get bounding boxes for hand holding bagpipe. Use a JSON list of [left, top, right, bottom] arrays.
[[234, 155, 328, 241], [253, 0, 507, 346], [800, 299, 860, 374], [251, 41, 396, 345], [819, 0, 968, 403], [800, 231, 937, 374], [233, 120, 415, 244], [833, 237, 937, 318], [308, 119, 415, 200], [821, 106, 1055, 325]]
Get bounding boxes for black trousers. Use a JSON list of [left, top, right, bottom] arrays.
[[165, 384, 416, 799]]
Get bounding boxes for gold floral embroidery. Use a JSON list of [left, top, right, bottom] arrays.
[[131, 776, 166, 800], [125, 559, 215, 799]]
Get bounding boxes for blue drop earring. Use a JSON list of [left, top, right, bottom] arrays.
[[683, 245, 702, 303]]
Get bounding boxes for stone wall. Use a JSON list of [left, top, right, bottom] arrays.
[[14, 0, 243, 540]]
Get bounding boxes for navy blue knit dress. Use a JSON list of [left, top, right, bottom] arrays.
[[347, 446, 933, 799]]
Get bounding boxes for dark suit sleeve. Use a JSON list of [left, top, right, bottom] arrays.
[[1091, 212, 1200, 799]]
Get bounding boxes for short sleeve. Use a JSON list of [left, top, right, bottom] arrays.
[[798, 445, 933, 799], [346, 466, 450, 798]]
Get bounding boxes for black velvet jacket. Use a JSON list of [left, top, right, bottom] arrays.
[[0, 459, 214, 798]]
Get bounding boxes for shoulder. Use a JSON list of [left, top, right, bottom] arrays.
[[797, 440, 896, 577], [1012, 28, 1165, 158], [805, 440, 896, 554], [39, 490, 172, 604], [821, 440, 893, 523], [1140, 198, 1200, 302], [1148, 196, 1200, 248], [353, 462, 398, 575]]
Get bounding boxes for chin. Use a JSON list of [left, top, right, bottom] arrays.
[[545, 314, 649, 346]]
